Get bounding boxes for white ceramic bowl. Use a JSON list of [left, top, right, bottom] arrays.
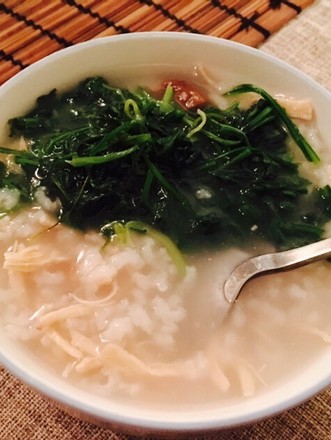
[[0, 33, 330, 436]]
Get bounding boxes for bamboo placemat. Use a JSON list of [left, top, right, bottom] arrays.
[[0, 0, 314, 86]]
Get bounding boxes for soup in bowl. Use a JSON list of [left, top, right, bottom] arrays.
[[0, 33, 330, 435]]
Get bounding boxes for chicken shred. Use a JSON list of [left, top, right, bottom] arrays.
[[36, 304, 92, 330]]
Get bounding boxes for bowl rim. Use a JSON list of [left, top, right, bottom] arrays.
[[1, 31, 330, 97], [0, 31, 330, 433], [2, 348, 331, 433]]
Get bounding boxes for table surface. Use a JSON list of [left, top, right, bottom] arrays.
[[0, 0, 330, 439]]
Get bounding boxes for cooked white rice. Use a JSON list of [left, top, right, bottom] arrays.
[[0, 201, 330, 409]]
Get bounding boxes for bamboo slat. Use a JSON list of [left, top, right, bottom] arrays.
[[0, 0, 315, 85]]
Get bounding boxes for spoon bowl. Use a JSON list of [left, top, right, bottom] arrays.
[[224, 237, 331, 303]]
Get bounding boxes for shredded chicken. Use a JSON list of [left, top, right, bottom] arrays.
[[236, 362, 256, 397], [101, 343, 185, 378], [194, 66, 314, 121], [275, 95, 313, 121], [194, 65, 222, 92], [35, 304, 92, 330], [4, 242, 67, 272], [46, 330, 83, 359], [208, 336, 266, 397], [75, 356, 102, 374], [210, 362, 231, 392], [70, 330, 98, 356], [71, 281, 118, 305]]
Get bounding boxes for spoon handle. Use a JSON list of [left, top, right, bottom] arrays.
[[224, 237, 331, 303]]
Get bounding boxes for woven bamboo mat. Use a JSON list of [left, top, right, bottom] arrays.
[[0, 0, 314, 86]]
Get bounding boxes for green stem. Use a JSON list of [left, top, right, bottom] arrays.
[[225, 84, 320, 163], [144, 156, 190, 207], [66, 145, 139, 167]]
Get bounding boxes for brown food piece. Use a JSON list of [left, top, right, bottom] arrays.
[[161, 80, 208, 110]]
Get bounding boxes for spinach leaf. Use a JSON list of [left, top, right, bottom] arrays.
[[2, 76, 329, 252]]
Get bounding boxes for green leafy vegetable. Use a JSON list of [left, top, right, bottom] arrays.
[[225, 84, 320, 163], [1, 76, 330, 252]]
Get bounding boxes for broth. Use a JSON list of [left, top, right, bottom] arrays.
[[0, 71, 330, 411]]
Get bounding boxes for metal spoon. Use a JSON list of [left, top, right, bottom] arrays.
[[224, 237, 331, 303]]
